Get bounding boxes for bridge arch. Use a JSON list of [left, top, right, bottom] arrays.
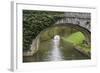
[[23, 23, 90, 56]]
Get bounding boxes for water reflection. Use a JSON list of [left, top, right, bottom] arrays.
[[23, 36, 89, 62], [49, 35, 62, 61]]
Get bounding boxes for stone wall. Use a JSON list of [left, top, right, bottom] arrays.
[[55, 12, 91, 31], [23, 36, 40, 56]]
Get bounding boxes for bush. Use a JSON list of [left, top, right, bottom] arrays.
[[23, 10, 64, 50]]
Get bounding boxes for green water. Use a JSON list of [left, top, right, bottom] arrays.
[[23, 25, 90, 62], [23, 39, 90, 62]]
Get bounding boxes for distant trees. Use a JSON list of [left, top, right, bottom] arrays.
[[23, 10, 64, 50]]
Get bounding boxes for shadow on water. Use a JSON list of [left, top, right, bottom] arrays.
[[23, 35, 90, 62], [60, 41, 90, 60]]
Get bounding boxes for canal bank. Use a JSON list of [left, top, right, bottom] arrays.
[[74, 46, 90, 58], [61, 32, 90, 59]]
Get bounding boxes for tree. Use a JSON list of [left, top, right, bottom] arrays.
[[23, 10, 64, 50]]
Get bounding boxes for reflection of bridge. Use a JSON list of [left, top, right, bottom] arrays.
[[23, 23, 90, 56]]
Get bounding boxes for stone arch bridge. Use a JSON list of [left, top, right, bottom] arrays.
[[23, 23, 90, 56]]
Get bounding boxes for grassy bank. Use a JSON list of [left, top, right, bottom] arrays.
[[61, 31, 91, 57]]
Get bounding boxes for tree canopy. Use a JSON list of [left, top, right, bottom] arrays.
[[23, 10, 64, 50]]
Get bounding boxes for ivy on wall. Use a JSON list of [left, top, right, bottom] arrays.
[[23, 10, 64, 50]]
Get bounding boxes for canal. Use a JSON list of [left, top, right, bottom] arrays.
[[23, 35, 89, 62]]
